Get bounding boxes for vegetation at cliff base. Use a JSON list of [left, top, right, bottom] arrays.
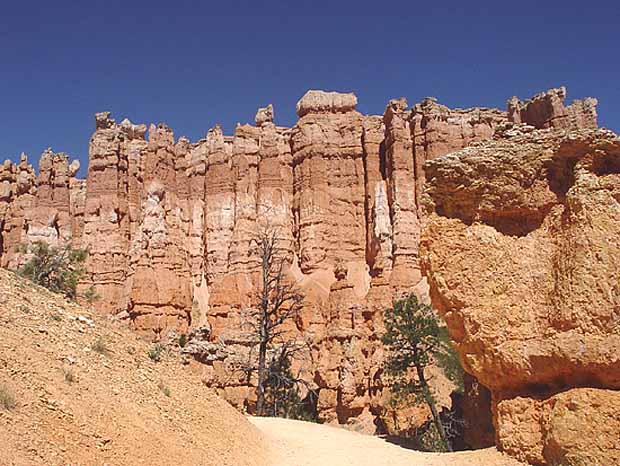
[[382, 293, 464, 452], [17, 241, 88, 299]]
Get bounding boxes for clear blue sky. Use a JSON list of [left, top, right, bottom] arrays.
[[1, 0, 618, 177]]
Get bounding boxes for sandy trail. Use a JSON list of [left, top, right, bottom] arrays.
[[250, 417, 524, 466]]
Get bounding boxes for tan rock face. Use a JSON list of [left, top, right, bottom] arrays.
[[312, 266, 384, 428], [362, 116, 392, 277], [420, 128, 620, 464], [2, 86, 609, 442], [0, 155, 37, 268], [410, 98, 506, 208], [290, 91, 367, 290], [123, 124, 193, 336], [496, 388, 620, 466], [382, 97, 420, 289], [296, 90, 358, 117], [81, 112, 145, 314], [508, 86, 598, 130], [0, 150, 82, 269]]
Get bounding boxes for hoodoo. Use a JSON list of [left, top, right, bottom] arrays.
[[2, 86, 616, 464]]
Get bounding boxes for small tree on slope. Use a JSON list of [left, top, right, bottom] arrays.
[[18, 241, 88, 299], [381, 293, 463, 451]]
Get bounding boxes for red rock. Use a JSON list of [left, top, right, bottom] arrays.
[[81, 112, 145, 314], [0, 86, 608, 442], [508, 86, 597, 130]]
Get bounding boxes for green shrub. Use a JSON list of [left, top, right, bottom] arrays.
[[382, 293, 464, 452], [148, 344, 164, 362], [178, 334, 187, 348], [17, 242, 88, 299], [82, 285, 100, 304]]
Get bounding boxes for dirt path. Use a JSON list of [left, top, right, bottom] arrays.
[[250, 417, 524, 466]]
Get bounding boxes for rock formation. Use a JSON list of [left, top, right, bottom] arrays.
[[123, 124, 193, 336], [420, 127, 620, 464], [410, 97, 506, 207], [1, 86, 610, 453], [508, 86, 598, 130], [81, 113, 145, 314], [0, 150, 82, 269], [291, 90, 367, 292]]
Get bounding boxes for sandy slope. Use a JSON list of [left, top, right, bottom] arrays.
[[0, 269, 270, 466], [250, 417, 525, 466], [0, 266, 525, 466]]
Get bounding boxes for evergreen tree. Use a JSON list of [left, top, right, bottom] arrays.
[[382, 293, 463, 451]]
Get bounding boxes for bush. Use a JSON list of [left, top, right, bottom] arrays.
[[263, 347, 317, 422], [0, 385, 16, 411], [91, 337, 108, 355], [148, 344, 164, 362], [82, 285, 100, 304], [158, 381, 171, 397], [18, 242, 88, 299], [62, 367, 75, 383]]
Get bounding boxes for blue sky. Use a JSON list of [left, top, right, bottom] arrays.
[[1, 1, 618, 176]]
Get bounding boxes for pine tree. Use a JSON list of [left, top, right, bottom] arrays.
[[382, 293, 463, 451]]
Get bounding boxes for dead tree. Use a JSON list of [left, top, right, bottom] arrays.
[[244, 226, 305, 416]]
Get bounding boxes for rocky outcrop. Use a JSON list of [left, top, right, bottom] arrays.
[[123, 124, 193, 336], [81, 112, 146, 314], [290, 90, 368, 298], [382, 98, 419, 289], [25, 149, 73, 251], [296, 90, 357, 117], [313, 263, 383, 429], [1, 86, 607, 441], [0, 155, 37, 268], [508, 86, 598, 130], [496, 388, 620, 465], [410, 98, 506, 207], [420, 128, 620, 464], [0, 150, 82, 269]]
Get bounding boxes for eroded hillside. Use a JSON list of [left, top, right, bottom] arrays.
[[0, 268, 270, 466]]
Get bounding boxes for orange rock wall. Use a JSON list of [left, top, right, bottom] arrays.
[[1, 87, 604, 440]]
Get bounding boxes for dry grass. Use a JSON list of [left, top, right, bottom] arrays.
[[91, 336, 108, 355], [0, 384, 16, 411]]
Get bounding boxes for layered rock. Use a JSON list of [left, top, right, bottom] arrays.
[[420, 128, 620, 464], [1, 86, 609, 443], [290, 90, 368, 299], [123, 124, 193, 336], [81, 112, 146, 314], [410, 98, 506, 207], [313, 263, 383, 429], [203, 125, 235, 286], [0, 150, 82, 269], [381, 98, 418, 289], [0, 155, 37, 268], [25, 149, 73, 249], [508, 86, 598, 130], [362, 116, 392, 277]]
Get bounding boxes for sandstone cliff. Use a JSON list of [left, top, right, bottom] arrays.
[[420, 127, 619, 465], [0, 86, 605, 446]]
